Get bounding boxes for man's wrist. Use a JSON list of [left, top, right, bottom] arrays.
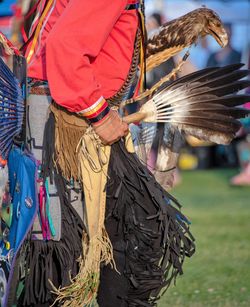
[[78, 96, 110, 124], [88, 105, 110, 124]]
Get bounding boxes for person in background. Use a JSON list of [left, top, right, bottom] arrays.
[[206, 23, 241, 67], [230, 52, 250, 186], [230, 135, 250, 186], [206, 23, 242, 169], [146, 12, 176, 88]]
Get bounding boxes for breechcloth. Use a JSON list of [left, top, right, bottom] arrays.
[[25, 90, 155, 306], [20, 85, 194, 307], [25, 89, 142, 306]]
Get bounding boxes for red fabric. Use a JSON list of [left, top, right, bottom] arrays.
[[127, 0, 140, 4], [26, 0, 138, 113], [11, 5, 23, 19]]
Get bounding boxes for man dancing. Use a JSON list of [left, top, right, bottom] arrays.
[[19, 0, 195, 306]]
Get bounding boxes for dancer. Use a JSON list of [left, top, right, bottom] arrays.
[[1, 1, 248, 306], [22, 1, 194, 305]]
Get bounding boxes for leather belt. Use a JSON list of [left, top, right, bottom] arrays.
[[29, 86, 50, 96]]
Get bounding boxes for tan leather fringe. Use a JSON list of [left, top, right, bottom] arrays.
[[50, 103, 88, 180], [49, 104, 135, 306], [50, 230, 114, 307], [50, 128, 114, 306]]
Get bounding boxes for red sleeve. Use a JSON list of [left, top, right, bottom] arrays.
[[46, 0, 127, 120]]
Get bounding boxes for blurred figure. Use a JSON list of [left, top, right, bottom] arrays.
[[230, 51, 250, 186], [146, 13, 176, 88], [206, 23, 241, 67], [230, 137, 250, 186], [10, 0, 37, 48], [188, 36, 211, 69], [206, 23, 242, 169]]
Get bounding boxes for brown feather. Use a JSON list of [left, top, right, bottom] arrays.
[[146, 45, 185, 72], [162, 63, 244, 92], [172, 117, 240, 134], [146, 8, 228, 72]]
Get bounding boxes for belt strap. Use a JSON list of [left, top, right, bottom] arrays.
[[126, 2, 140, 10]]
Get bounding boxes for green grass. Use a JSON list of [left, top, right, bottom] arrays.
[[159, 169, 250, 307]]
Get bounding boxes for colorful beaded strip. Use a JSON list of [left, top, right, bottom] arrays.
[[79, 96, 110, 123]]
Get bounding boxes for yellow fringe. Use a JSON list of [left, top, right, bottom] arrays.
[[50, 228, 115, 307], [50, 127, 115, 306], [26, 0, 54, 63]]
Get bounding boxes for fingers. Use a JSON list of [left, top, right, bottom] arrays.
[[92, 110, 129, 145]]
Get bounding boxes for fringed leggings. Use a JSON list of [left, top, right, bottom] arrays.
[[98, 141, 195, 306], [21, 90, 195, 306]]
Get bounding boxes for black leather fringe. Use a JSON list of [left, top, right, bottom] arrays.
[[21, 111, 194, 306], [104, 140, 195, 306], [19, 174, 84, 306]]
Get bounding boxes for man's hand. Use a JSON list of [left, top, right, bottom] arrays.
[[92, 110, 129, 145]]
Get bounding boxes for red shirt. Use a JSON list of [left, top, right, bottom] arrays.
[[26, 0, 139, 118]]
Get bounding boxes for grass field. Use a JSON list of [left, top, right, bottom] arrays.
[[159, 169, 250, 307]]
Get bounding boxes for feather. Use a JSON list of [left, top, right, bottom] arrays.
[[170, 117, 241, 134], [124, 64, 250, 145], [154, 66, 220, 95], [154, 80, 250, 107], [158, 95, 250, 108], [181, 125, 235, 144], [216, 108, 250, 119], [181, 106, 250, 119], [159, 63, 245, 93], [212, 95, 250, 107], [175, 63, 244, 85], [146, 8, 228, 72], [182, 71, 249, 96]]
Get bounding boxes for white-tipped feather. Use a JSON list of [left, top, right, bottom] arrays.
[[124, 64, 250, 145], [140, 125, 156, 144]]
